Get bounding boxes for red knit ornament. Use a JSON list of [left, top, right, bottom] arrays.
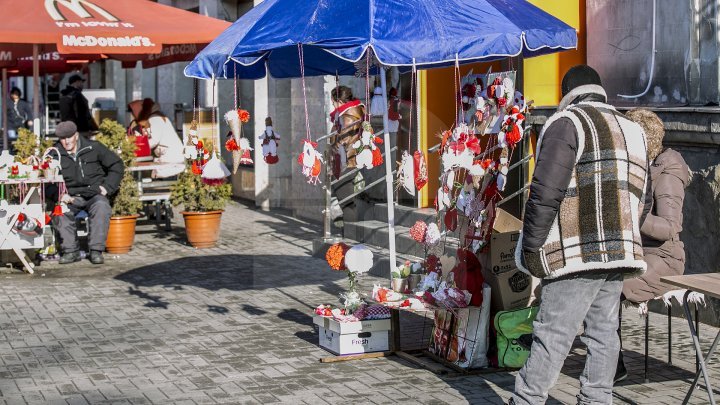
[[225, 137, 240, 151], [326, 242, 350, 271], [409, 221, 428, 243], [371, 148, 383, 167], [505, 123, 522, 148]]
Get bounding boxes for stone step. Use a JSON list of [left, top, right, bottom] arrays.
[[369, 203, 437, 229]]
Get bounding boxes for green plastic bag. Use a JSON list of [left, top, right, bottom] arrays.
[[495, 306, 539, 368]]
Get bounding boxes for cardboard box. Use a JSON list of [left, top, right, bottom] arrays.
[[484, 208, 540, 312], [314, 316, 391, 355], [318, 327, 390, 355], [313, 316, 391, 334]]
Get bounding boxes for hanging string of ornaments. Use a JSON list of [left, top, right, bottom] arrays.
[[296, 44, 324, 185], [434, 57, 533, 253], [224, 73, 253, 173]]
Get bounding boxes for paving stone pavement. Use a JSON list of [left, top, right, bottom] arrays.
[[0, 200, 718, 404]]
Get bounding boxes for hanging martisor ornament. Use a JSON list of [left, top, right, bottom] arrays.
[[224, 108, 253, 173], [496, 148, 510, 192], [296, 44, 323, 185], [497, 105, 526, 149], [259, 117, 280, 164], [297, 139, 323, 184], [353, 121, 383, 170], [201, 79, 231, 186], [413, 151, 428, 191], [396, 151, 415, 195]]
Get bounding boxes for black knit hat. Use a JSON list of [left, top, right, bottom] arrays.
[[561, 65, 602, 97]]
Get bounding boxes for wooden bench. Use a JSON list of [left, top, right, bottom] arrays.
[[128, 163, 179, 231]]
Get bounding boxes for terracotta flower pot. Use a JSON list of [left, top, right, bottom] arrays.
[[106, 215, 140, 254], [182, 210, 223, 248]]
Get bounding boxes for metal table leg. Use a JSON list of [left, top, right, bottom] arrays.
[[682, 290, 718, 405]]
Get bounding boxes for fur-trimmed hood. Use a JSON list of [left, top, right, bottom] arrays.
[[558, 84, 608, 111]]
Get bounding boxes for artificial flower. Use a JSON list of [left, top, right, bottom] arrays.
[[238, 109, 251, 123], [326, 242, 350, 271], [409, 220, 428, 243]]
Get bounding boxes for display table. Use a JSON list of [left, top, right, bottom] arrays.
[[0, 177, 64, 274], [662, 273, 720, 405]]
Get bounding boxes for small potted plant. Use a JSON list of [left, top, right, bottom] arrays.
[[96, 119, 144, 254], [170, 131, 232, 248], [392, 262, 411, 293]]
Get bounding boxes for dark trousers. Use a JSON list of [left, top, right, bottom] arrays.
[[54, 195, 111, 253]]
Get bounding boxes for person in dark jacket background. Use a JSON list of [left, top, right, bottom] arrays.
[[59, 74, 97, 135], [53, 121, 123, 265], [6, 87, 33, 144], [510, 66, 650, 405]]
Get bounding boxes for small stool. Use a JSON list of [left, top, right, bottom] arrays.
[[623, 289, 706, 383]]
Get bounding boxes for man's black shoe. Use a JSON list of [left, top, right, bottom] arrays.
[[614, 352, 628, 384], [89, 250, 104, 265], [59, 252, 81, 264]]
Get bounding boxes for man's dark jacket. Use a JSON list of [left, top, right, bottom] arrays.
[[55, 136, 124, 199], [59, 86, 97, 132], [7, 99, 32, 131]]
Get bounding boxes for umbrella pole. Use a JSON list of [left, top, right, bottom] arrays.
[[32, 44, 40, 135], [379, 67, 397, 276], [1, 68, 7, 150]]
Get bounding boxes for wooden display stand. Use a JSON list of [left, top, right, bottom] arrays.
[[0, 182, 48, 273]]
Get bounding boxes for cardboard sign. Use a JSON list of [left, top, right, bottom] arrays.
[[484, 208, 540, 312]]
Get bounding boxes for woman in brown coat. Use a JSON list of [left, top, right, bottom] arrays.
[[329, 86, 366, 222], [622, 109, 691, 304], [616, 109, 691, 383]]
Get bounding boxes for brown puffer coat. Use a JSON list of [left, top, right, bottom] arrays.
[[623, 148, 691, 304], [331, 104, 365, 169]]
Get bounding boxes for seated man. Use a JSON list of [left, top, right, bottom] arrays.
[[53, 121, 124, 264]]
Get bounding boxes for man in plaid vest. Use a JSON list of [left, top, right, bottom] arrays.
[[510, 65, 650, 405]]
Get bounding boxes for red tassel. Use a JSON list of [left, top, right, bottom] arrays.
[[371, 148, 383, 167], [52, 205, 63, 217], [191, 161, 202, 175], [506, 124, 522, 148], [45, 214, 52, 225]]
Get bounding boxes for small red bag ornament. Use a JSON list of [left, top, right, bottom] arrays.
[[444, 208, 458, 232], [413, 150, 428, 191]]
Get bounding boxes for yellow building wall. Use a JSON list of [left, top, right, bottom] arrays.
[[417, 1, 587, 207], [523, 0, 587, 107], [419, 61, 503, 208]]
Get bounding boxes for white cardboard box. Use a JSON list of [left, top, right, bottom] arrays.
[[312, 316, 391, 334], [318, 327, 390, 355]]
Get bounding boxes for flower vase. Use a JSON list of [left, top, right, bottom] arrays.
[[43, 168, 55, 180], [391, 277, 407, 293], [27, 170, 40, 181]]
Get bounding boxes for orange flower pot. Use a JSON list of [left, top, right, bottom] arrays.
[[106, 215, 140, 254], [182, 210, 223, 248]]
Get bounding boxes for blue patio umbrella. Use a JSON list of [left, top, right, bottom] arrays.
[[185, 0, 577, 79], [185, 0, 577, 270]]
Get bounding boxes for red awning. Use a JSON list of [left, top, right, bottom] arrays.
[[0, 0, 230, 56]]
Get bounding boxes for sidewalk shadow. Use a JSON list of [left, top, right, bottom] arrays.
[[114, 254, 346, 309]]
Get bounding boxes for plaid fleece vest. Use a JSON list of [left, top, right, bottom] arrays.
[[520, 102, 648, 279]]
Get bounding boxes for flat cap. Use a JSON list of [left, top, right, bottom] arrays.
[[55, 121, 78, 139]]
